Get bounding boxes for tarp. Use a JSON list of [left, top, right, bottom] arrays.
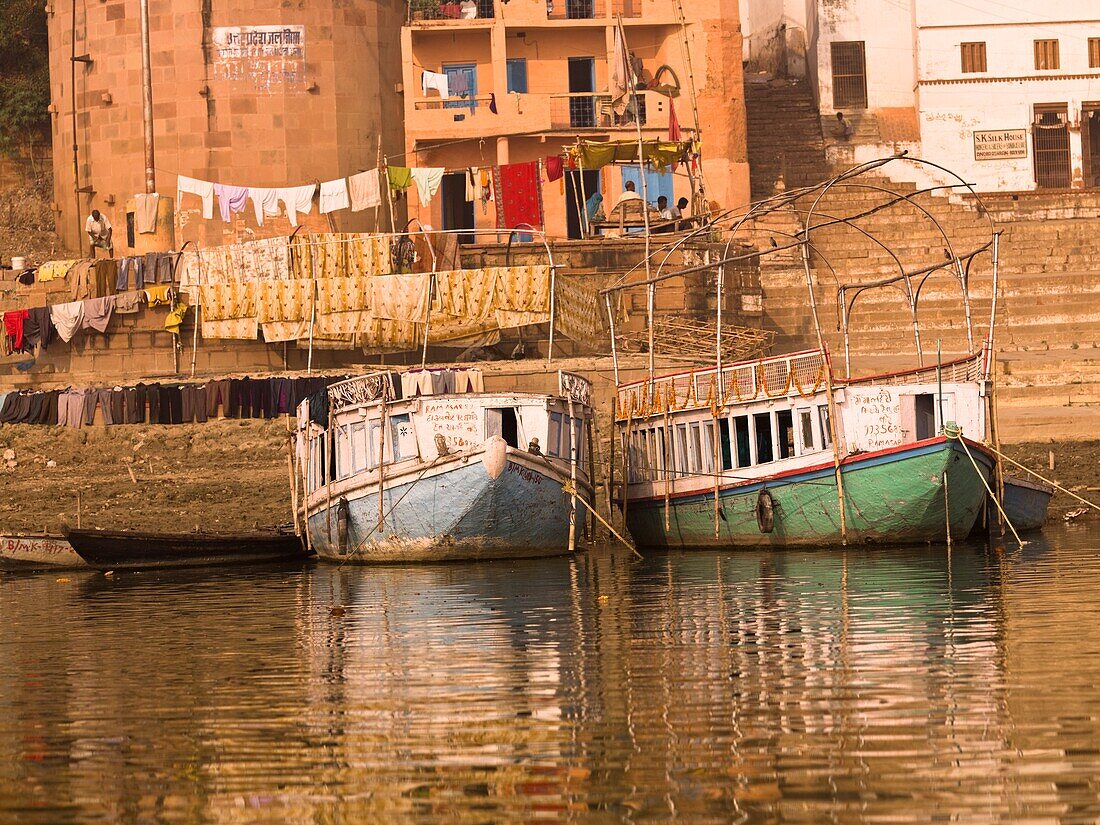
[[573, 140, 690, 172]]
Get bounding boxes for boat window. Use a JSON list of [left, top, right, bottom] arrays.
[[572, 417, 585, 464], [366, 419, 382, 468], [798, 408, 814, 453], [719, 418, 733, 470], [754, 412, 774, 464], [914, 393, 937, 439], [486, 407, 520, 448], [702, 422, 716, 474], [733, 415, 751, 468], [643, 430, 654, 481], [819, 405, 832, 447], [656, 427, 666, 479], [390, 413, 416, 462], [689, 423, 704, 474], [676, 424, 689, 476], [549, 412, 563, 456], [777, 410, 795, 460]]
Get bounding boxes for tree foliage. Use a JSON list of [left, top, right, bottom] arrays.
[[0, 0, 50, 156]]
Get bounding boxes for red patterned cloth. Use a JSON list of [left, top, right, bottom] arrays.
[[493, 161, 544, 231], [3, 309, 29, 353]]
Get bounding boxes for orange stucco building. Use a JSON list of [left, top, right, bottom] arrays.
[[401, 0, 749, 238], [47, 0, 405, 255]]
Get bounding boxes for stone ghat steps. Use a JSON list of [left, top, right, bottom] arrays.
[[745, 79, 829, 199]]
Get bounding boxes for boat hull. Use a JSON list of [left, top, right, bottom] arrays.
[[308, 451, 589, 564], [624, 437, 995, 549], [1002, 475, 1053, 532], [0, 535, 85, 570], [63, 529, 308, 571]]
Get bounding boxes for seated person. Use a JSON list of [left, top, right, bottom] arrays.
[[612, 180, 643, 211], [675, 197, 689, 229]]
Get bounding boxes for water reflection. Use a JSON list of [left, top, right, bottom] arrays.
[[1, 528, 1100, 821]]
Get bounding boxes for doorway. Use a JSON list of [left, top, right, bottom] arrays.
[[568, 57, 596, 128], [1083, 103, 1100, 188], [565, 169, 600, 239], [1033, 103, 1071, 188], [441, 173, 474, 244]]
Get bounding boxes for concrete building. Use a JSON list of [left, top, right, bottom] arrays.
[[399, 0, 749, 238], [46, 0, 405, 255], [740, 0, 1100, 192]]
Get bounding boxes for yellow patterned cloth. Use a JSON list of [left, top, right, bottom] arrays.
[[555, 273, 607, 350], [432, 269, 495, 319], [200, 282, 256, 322], [492, 265, 551, 312], [256, 279, 312, 323], [494, 309, 551, 329], [36, 259, 79, 282], [202, 318, 259, 340], [359, 319, 423, 353], [315, 310, 369, 337], [316, 277, 371, 315], [291, 232, 393, 279], [262, 320, 309, 342], [428, 313, 499, 343], [371, 273, 430, 322]]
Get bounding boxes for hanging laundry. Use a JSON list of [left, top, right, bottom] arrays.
[[489, 93, 498, 114], [261, 320, 309, 343], [609, 26, 630, 116], [348, 169, 382, 211], [68, 260, 96, 300], [144, 284, 174, 306], [35, 259, 78, 283], [319, 178, 350, 214], [93, 259, 119, 298], [143, 251, 176, 284], [449, 72, 469, 97], [201, 318, 259, 340], [133, 193, 160, 233], [493, 161, 544, 230], [465, 169, 479, 203], [23, 307, 55, 352], [432, 268, 495, 319], [544, 155, 565, 182], [359, 319, 423, 354], [387, 166, 413, 192], [177, 175, 215, 219], [50, 302, 85, 343], [164, 300, 189, 335], [81, 295, 116, 333], [492, 265, 552, 312], [277, 184, 317, 227], [667, 97, 682, 143], [370, 273, 430, 322], [256, 278, 313, 323], [199, 282, 256, 322], [317, 277, 371, 315], [117, 256, 145, 291], [249, 187, 281, 226], [214, 184, 250, 222], [114, 290, 145, 315], [315, 308, 370, 337], [422, 70, 450, 100], [3, 310, 29, 353], [411, 167, 445, 204]]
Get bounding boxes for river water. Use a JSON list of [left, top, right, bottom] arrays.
[[2, 525, 1100, 822]]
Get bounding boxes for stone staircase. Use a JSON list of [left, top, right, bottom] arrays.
[[744, 75, 829, 200], [750, 173, 1100, 441]]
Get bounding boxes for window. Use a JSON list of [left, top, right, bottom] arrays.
[[733, 415, 751, 468], [753, 412, 774, 464], [549, 412, 563, 456], [830, 41, 867, 109], [718, 418, 733, 471], [485, 407, 519, 448], [776, 410, 795, 460], [1090, 38, 1100, 69], [506, 58, 528, 93], [390, 414, 416, 462], [1034, 39, 1060, 70], [961, 41, 987, 73], [819, 405, 832, 448], [442, 63, 478, 109], [676, 424, 689, 476], [798, 408, 815, 453]]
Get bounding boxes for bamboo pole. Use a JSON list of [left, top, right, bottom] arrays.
[[373, 137, 383, 232], [568, 398, 578, 553], [287, 415, 300, 536], [823, 351, 848, 545], [586, 412, 597, 540], [663, 403, 671, 531], [609, 395, 617, 515], [377, 395, 387, 534]]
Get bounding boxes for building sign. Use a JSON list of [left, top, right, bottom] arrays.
[[212, 26, 306, 93], [973, 129, 1028, 161]]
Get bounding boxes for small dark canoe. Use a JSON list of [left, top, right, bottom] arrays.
[[62, 528, 307, 571], [1003, 475, 1054, 532]]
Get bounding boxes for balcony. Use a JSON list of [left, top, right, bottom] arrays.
[[548, 92, 652, 130], [407, 0, 495, 23], [546, 0, 641, 19]]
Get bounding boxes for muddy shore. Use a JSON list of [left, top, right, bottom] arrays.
[[0, 420, 1095, 536]]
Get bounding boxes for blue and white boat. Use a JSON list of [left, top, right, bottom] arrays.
[[294, 368, 595, 563]]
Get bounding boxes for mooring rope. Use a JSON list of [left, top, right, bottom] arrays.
[[944, 423, 1024, 546]]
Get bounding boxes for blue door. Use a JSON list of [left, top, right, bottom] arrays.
[[443, 63, 478, 109]]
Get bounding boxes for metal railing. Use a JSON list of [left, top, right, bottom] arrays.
[[412, 95, 491, 111], [616, 350, 828, 420], [548, 92, 647, 130], [546, 0, 641, 19], [407, 0, 494, 22]]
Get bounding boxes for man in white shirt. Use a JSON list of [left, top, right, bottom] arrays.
[[85, 209, 113, 255], [612, 180, 642, 210]]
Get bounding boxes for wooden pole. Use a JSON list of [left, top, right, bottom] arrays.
[[663, 403, 671, 531], [377, 396, 387, 533], [586, 412, 597, 540], [823, 351, 848, 545], [373, 137, 383, 232], [568, 398, 578, 553], [943, 471, 952, 551], [609, 395, 617, 515], [384, 157, 397, 234], [287, 415, 300, 536]]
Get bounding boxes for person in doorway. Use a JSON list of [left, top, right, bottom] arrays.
[[657, 195, 679, 232], [834, 111, 853, 141], [613, 179, 642, 210], [85, 209, 113, 255]]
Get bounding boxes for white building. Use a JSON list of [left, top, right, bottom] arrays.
[[741, 0, 1100, 191]]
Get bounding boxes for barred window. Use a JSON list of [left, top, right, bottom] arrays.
[[1034, 39, 1060, 70], [1089, 37, 1100, 69]]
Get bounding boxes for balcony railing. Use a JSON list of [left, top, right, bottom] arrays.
[[412, 95, 491, 111], [407, 0, 494, 22], [546, 0, 641, 19], [549, 92, 648, 130]]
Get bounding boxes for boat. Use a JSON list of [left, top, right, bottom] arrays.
[[613, 349, 996, 548], [62, 528, 307, 571], [1002, 474, 1054, 531], [0, 534, 86, 570], [293, 367, 595, 563]]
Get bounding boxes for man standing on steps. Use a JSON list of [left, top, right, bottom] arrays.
[[834, 111, 853, 141], [85, 209, 113, 256]]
